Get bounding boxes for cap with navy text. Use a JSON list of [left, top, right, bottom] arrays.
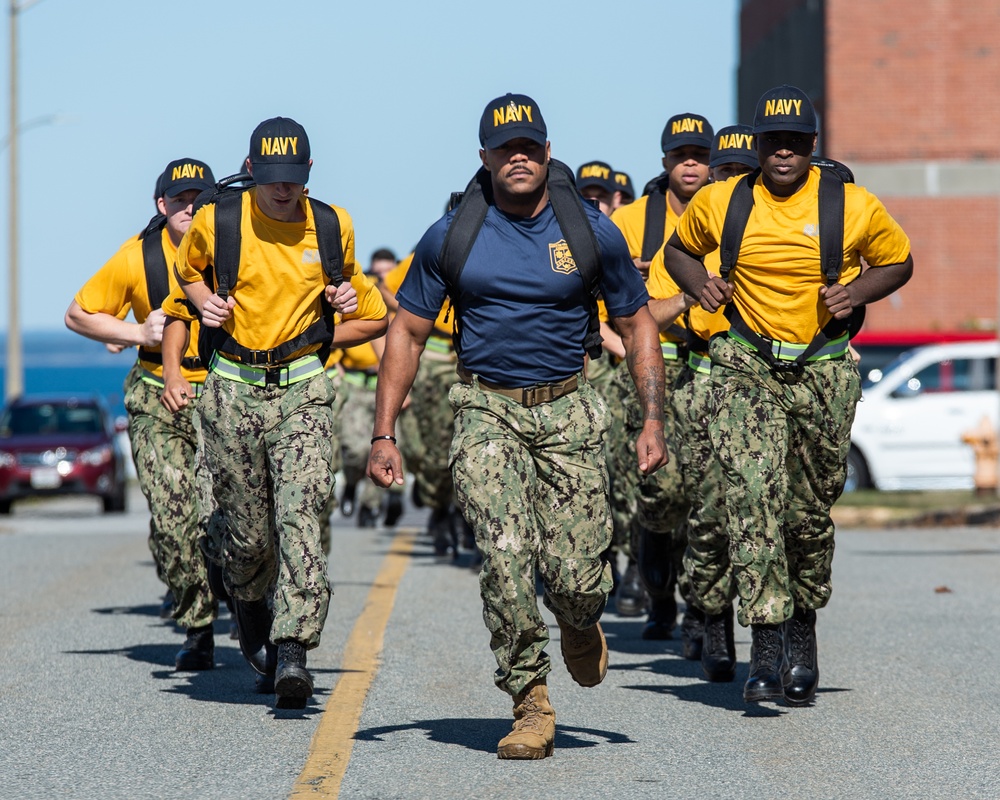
[[752, 85, 818, 134], [479, 93, 547, 150], [576, 160, 616, 193], [710, 125, 757, 169], [248, 117, 311, 185], [660, 113, 714, 154], [613, 171, 635, 200], [158, 158, 215, 198]]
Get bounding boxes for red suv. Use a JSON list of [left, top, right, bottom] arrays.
[[0, 394, 128, 514]]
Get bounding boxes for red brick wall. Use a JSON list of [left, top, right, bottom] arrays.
[[863, 196, 999, 332], [827, 0, 1000, 161]]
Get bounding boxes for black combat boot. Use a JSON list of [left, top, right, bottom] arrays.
[[274, 641, 314, 709], [357, 505, 379, 528], [159, 590, 175, 620], [233, 595, 274, 675], [637, 527, 677, 640], [340, 483, 357, 517], [743, 623, 786, 703], [783, 608, 819, 706], [383, 493, 404, 527], [701, 606, 736, 682], [614, 559, 650, 617], [175, 625, 215, 671], [680, 604, 706, 661], [429, 506, 457, 559]]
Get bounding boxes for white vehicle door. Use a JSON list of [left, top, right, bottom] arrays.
[[869, 354, 996, 488]]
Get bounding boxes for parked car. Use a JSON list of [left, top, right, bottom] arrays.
[[0, 394, 128, 514], [847, 340, 999, 491]]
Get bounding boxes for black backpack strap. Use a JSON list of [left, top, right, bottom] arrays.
[[547, 158, 604, 359], [306, 198, 346, 287], [718, 168, 760, 283], [140, 214, 170, 311], [439, 168, 491, 295], [640, 187, 667, 263], [818, 167, 845, 286]]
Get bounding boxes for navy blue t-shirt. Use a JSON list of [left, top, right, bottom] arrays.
[[397, 200, 648, 386]]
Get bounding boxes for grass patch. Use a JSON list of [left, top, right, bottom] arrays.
[[836, 489, 993, 510]]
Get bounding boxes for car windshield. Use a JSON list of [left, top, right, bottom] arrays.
[[861, 348, 922, 390], [0, 403, 103, 436]]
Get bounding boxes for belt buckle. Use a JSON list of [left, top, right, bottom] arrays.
[[264, 368, 282, 387], [522, 385, 537, 407], [246, 349, 272, 367], [772, 360, 804, 383]]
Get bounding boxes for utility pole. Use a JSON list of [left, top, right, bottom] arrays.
[[6, 0, 21, 401]]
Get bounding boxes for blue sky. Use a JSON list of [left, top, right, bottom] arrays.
[[1, 0, 738, 332]]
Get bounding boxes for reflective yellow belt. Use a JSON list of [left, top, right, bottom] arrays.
[[342, 369, 378, 391], [210, 352, 324, 387], [687, 352, 712, 375], [661, 342, 683, 361], [140, 369, 204, 397], [730, 331, 849, 362]]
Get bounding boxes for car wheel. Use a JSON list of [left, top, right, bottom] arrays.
[[0, 499, 10, 515], [844, 446, 871, 493]]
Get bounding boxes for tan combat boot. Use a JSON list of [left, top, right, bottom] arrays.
[[496, 680, 556, 760], [556, 618, 608, 687]]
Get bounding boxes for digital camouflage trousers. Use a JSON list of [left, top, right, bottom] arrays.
[[125, 364, 217, 630], [708, 335, 861, 626], [199, 370, 335, 648], [449, 378, 613, 697]]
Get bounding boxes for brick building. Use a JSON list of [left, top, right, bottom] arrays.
[[738, 0, 1000, 335]]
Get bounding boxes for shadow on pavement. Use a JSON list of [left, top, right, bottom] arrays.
[[353, 717, 635, 754]]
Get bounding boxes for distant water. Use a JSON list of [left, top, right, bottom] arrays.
[[0, 330, 135, 418]]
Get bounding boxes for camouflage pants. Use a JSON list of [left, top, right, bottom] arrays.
[[319, 368, 346, 555], [409, 355, 459, 511], [610, 358, 690, 599], [339, 377, 401, 513], [449, 378, 613, 697], [589, 357, 631, 556], [125, 365, 217, 629], [708, 335, 861, 627], [199, 370, 335, 648], [673, 366, 731, 615]]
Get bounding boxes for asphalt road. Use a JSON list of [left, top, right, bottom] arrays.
[[1, 485, 998, 800]]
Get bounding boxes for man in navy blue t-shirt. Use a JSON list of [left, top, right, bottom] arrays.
[[368, 93, 666, 760]]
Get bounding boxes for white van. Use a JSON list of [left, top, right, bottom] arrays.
[[847, 340, 999, 491]]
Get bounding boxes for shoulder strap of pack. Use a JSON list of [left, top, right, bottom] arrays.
[[640, 187, 667, 263], [718, 168, 761, 283], [212, 191, 243, 300], [438, 167, 491, 296], [818, 166, 846, 286], [306, 197, 345, 287], [139, 213, 170, 311]]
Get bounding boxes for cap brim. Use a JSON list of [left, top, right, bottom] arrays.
[[481, 128, 547, 151], [710, 152, 759, 169], [164, 179, 215, 197], [662, 136, 713, 154], [752, 122, 817, 135], [250, 162, 311, 185]]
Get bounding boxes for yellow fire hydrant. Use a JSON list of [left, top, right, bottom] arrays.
[[961, 415, 999, 495]]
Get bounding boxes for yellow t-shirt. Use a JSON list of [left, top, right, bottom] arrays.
[[75, 227, 206, 382], [647, 247, 729, 349], [169, 189, 386, 360], [610, 192, 680, 262], [340, 342, 379, 371], [675, 167, 911, 344], [383, 252, 454, 337]]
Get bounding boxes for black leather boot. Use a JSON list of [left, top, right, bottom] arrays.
[[175, 625, 215, 671], [430, 506, 457, 559], [637, 526, 677, 640], [701, 606, 736, 682], [274, 641, 314, 709], [159, 590, 175, 620], [233, 595, 274, 675], [340, 483, 357, 517], [614, 559, 650, 617], [358, 505, 379, 528], [783, 608, 819, 706], [743, 623, 786, 702], [383, 494, 404, 527], [680, 605, 706, 661]]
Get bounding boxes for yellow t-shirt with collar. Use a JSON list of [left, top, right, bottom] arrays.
[[169, 189, 386, 360], [674, 166, 911, 344], [75, 226, 207, 382]]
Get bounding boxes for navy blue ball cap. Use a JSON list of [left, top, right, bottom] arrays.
[[479, 93, 547, 150], [710, 125, 758, 169], [158, 158, 215, 198], [752, 85, 818, 134], [248, 117, 311, 185], [575, 160, 616, 193], [661, 113, 714, 154], [613, 171, 635, 200]]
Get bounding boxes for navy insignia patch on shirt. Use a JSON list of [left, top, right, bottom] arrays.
[[549, 239, 578, 274]]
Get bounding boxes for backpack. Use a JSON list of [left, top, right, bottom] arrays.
[[191, 173, 348, 368], [438, 159, 605, 360], [137, 213, 201, 370], [717, 157, 864, 374]]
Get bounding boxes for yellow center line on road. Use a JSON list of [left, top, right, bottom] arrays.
[[289, 527, 416, 799]]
